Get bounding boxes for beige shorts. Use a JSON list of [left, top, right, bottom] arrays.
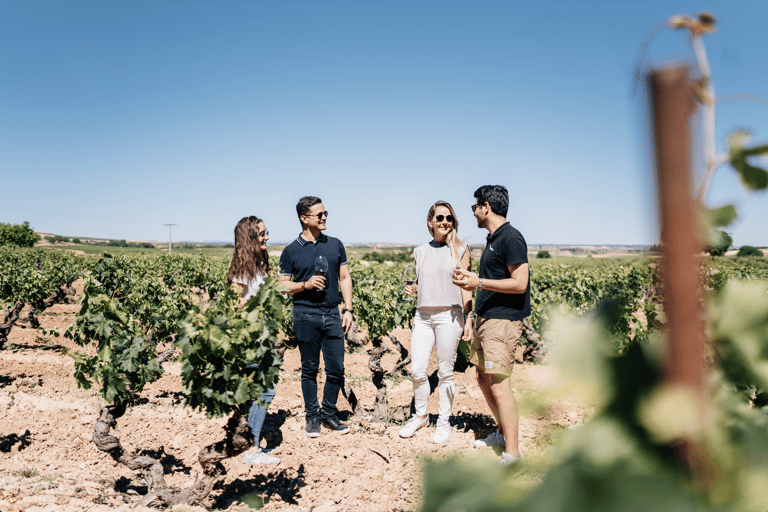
[[469, 317, 523, 376]]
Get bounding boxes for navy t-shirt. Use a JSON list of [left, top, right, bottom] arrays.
[[475, 222, 531, 321], [279, 233, 348, 311]]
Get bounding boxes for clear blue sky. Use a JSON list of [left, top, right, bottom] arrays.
[[2, 0, 766, 246]]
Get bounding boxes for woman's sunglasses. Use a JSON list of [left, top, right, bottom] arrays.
[[434, 214, 454, 223]]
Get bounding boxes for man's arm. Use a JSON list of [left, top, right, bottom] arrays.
[[278, 274, 326, 294], [339, 263, 353, 334], [452, 263, 529, 294], [458, 247, 474, 341], [278, 247, 326, 294]]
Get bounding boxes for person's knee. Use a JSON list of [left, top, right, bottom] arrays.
[[437, 367, 454, 383], [324, 362, 345, 384], [302, 366, 319, 380], [412, 370, 428, 384], [489, 376, 510, 396]]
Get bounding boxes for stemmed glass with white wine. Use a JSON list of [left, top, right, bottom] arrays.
[[403, 265, 417, 301], [314, 255, 329, 289]]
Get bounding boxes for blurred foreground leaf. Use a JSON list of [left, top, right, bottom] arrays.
[[727, 130, 768, 191]]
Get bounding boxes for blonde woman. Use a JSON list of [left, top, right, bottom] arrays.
[[400, 201, 473, 443], [227, 216, 280, 465]]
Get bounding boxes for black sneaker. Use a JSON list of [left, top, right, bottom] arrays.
[[306, 416, 321, 438], [321, 415, 350, 434]]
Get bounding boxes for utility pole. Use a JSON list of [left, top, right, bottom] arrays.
[[164, 224, 177, 254]]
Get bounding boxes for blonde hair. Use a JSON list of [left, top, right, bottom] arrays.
[[427, 201, 465, 267]]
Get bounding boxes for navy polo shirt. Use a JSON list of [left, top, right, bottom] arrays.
[[279, 233, 348, 311], [475, 222, 531, 321]]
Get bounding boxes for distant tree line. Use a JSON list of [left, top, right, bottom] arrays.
[[45, 235, 71, 244], [361, 249, 414, 264], [0, 223, 235, 251], [97, 240, 156, 248]]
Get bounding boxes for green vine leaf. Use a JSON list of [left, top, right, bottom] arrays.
[[727, 130, 768, 191], [706, 204, 738, 228]]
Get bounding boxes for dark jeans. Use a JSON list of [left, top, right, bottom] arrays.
[[293, 307, 345, 420]]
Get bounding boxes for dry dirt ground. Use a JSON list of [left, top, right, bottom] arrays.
[[0, 284, 588, 512]]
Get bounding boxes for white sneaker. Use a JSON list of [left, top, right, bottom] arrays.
[[433, 419, 451, 444], [243, 448, 280, 465], [399, 415, 428, 438], [501, 451, 524, 467], [474, 430, 505, 448]]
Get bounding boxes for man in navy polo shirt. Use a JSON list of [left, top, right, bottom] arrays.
[[453, 185, 530, 467], [279, 196, 354, 438]]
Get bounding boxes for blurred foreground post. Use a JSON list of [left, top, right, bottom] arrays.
[[649, 66, 708, 474], [650, 66, 703, 393]]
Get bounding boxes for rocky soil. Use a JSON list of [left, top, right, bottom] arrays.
[[0, 283, 588, 511]]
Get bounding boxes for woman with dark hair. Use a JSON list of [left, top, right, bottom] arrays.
[[227, 216, 280, 465], [227, 216, 271, 298], [399, 201, 473, 444]]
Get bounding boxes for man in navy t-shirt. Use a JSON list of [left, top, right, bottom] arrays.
[[453, 185, 530, 467], [279, 196, 354, 438]]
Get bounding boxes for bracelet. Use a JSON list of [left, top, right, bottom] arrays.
[[477, 278, 484, 291], [343, 308, 354, 314]]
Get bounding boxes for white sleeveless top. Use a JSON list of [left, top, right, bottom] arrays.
[[234, 273, 265, 300], [414, 241, 467, 308]]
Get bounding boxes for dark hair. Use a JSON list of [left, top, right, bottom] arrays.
[[296, 196, 322, 218], [226, 216, 270, 285], [474, 185, 508, 217]]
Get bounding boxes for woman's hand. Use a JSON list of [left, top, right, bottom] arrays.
[[404, 283, 418, 296], [462, 318, 473, 341]]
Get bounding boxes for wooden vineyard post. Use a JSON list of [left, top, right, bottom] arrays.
[[649, 66, 708, 476], [650, 66, 703, 392]]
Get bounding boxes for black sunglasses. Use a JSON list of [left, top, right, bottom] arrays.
[[434, 214, 454, 223], [471, 204, 485, 212], [304, 211, 329, 219]]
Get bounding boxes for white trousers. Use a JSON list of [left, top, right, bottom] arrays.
[[410, 306, 464, 421]]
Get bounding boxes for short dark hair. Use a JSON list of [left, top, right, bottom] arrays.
[[474, 185, 508, 217], [296, 196, 322, 218]]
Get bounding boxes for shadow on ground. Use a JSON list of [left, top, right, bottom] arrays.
[[211, 464, 307, 509]]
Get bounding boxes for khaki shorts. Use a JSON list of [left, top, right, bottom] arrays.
[[469, 317, 523, 376]]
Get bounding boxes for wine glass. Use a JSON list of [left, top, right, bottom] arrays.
[[315, 255, 329, 289], [403, 265, 417, 301]]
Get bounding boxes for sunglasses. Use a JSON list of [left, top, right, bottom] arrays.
[[304, 211, 329, 219], [258, 230, 269, 238], [434, 214, 454, 223], [471, 204, 485, 212]]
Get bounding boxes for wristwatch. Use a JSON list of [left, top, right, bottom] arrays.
[[477, 278, 484, 291], [343, 308, 354, 314]]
